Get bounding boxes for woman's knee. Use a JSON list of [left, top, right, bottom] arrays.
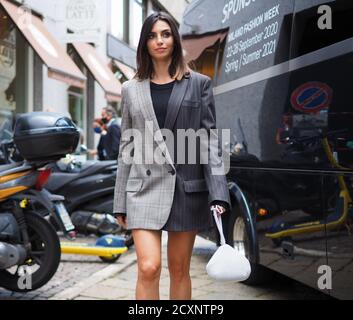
[[168, 262, 190, 280], [138, 260, 161, 281]]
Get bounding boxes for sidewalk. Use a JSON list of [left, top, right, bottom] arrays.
[[50, 233, 325, 300]]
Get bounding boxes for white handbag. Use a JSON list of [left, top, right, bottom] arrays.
[[206, 209, 251, 282]]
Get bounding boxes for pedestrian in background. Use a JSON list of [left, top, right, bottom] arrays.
[[101, 106, 121, 160], [88, 118, 107, 160]]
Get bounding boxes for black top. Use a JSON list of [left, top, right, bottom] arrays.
[[150, 80, 175, 129]]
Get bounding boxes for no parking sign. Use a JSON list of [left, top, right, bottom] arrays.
[[291, 82, 332, 114]]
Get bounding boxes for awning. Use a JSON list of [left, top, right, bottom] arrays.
[[0, 0, 86, 88], [72, 42, 122, 102], [113, 60, 135, 80], [182, 30, 228, 63]]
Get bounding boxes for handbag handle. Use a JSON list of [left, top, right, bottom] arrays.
[[211, 208, 226, 246]]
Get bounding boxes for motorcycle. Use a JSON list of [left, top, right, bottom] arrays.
[[0, 162, 61, 292], [44, 153, 133, 247], [0, 111, 80, 292], [0, 141, 76, 240], [0, 139, 133, 248]]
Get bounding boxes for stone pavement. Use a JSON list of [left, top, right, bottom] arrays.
[[49, 233, 330, 300], [0, 235, 117, 300], [0, 232, 330, 300]]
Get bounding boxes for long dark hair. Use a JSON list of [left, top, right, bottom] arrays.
[[135, 11, 190, 81]]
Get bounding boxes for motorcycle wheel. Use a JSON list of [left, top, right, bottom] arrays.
[[0, 211, 61, 292]]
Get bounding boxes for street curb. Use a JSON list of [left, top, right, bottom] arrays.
[[50, 250, 137, 300]]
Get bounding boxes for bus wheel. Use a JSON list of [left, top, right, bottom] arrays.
[[228, 205, 273, 286]]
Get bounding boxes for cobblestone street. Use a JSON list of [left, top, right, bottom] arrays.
[[0, 234, 332, 300], [0, 235, 112, 300]]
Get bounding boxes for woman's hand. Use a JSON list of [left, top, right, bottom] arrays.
[[210, 204, 227, 216], [116, 215, 128, 229], [88, 149, 98, 156]]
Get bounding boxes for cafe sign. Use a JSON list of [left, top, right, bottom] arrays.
[[63, 0, 102, 43]]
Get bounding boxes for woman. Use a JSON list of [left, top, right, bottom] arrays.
[[113, 11, 231, 300]]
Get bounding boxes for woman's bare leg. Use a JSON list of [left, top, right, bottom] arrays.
[[167, 231, 197, 300], [132, 229, 162, 300]]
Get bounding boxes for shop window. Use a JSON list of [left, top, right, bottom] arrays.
[[110, 61, 126, 117], [68, 85, 85, 142], [112, 64, 128, 84], [111, 0, 126, 41], [129, 0, 145, 48], [67, 44, 87, 145], [0, 9, 16, 134], [110, 0, 147, 48]]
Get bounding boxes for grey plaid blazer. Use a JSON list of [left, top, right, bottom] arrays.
[[113, 70, 231, 230]]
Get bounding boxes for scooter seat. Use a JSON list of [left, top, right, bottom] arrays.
[[56, 160, 116, 174], [78, 160, 117, 174], [66, 160, 117, 176], [46, 160, 117, 191], [0, 162, 21, 172], [0, 162, 33, 177], [45, 172, 80, 191]]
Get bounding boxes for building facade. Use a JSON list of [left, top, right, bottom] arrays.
[[0, 0, 182, 154]]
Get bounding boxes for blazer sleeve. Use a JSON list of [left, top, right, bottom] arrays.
[[113, 84, 133, 214], [200, 77, 231, 211]]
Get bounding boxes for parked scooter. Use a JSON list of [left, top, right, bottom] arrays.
[[0, 112, 79, 292], [45, 153, 133, 247], [47, 153, 117, 219], [0, 141, 76, 239], [0, 139, 133, 248], [0, 162, 62, 292]]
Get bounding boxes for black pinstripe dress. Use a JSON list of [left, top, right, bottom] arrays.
[[149, 80, 228, 232]]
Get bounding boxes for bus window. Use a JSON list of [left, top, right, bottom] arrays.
[[287, 0, 353, 169], [292, 0, 353, 58]]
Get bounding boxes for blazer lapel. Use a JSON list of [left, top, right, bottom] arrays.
[[163, 76, 189, 131], [138, 78, 160, 134]]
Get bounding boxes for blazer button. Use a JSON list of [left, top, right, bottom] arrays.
[[146, 169, 151, 176], [168, 169, 176, 175]]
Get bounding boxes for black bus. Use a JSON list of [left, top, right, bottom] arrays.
[[181, 0, 353, 299]]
